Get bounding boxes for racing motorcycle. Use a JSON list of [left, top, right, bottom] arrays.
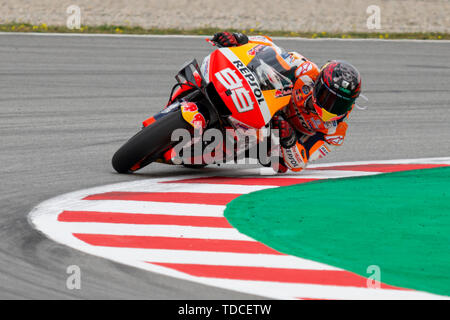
[[112, 40, 294, 173]]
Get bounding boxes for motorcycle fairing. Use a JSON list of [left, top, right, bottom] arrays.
[[208, 43, 293, 129]]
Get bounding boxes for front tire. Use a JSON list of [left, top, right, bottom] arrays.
[[112, 110, 191, 173]]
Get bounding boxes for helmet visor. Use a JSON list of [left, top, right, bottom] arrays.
[[313, 77, 355, 116]]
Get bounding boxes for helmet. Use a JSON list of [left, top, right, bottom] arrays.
[[312, 60, 361, 122]]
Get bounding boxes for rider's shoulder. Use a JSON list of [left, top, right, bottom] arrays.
[[248, 35, 274, 45], [294, 59, 320, 82], [289, 51, 308, 63]]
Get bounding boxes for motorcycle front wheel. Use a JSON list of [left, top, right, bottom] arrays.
[[112, 110, 192, 173]]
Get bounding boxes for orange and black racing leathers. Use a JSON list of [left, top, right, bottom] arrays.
[[219, 33, 352, 172]]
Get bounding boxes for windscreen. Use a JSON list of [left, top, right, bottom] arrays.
[[246, 46, 293, 92]]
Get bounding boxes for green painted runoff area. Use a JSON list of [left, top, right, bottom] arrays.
[[225, 167, 450, 296]]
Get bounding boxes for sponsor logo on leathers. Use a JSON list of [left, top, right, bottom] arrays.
[[283, 146, 306, 169], [325, 135, 345, 145]]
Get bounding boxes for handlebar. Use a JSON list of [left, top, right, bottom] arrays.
[[205, 38, 224, 48]]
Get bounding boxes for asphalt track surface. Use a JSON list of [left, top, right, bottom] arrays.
[[1, 33, 449, 299]]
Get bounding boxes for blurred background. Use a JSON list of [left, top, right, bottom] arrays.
[[1, 0, 449, 33]]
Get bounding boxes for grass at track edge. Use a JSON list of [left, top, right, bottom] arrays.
[[224, 167, 450, 296]]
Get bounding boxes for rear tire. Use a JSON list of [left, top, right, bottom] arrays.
[[112, 110, 191, 173]]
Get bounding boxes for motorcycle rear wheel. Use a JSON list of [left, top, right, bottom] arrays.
[[112, 110, 191, 173]]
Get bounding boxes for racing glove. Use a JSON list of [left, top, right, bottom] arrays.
[[271, 115, 297, 149], [211, 32, 249, 47]]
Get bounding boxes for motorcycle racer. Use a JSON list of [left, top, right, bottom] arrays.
[[211, 32, 362, 173]]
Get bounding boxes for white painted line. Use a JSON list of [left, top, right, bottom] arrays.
[[2, 32, 449, 43], [308, 156, 450, 168], [203, 279, 449, 300], [55, 222, 255, 241], [162, 169, 380, 180], [259, 169, 380, 179], [45, 200, 226, 217], [120, 182, 274, 193], [90, 247, 340, 270], [272, 36, 450, 44], [0, 32, 209, 39]]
